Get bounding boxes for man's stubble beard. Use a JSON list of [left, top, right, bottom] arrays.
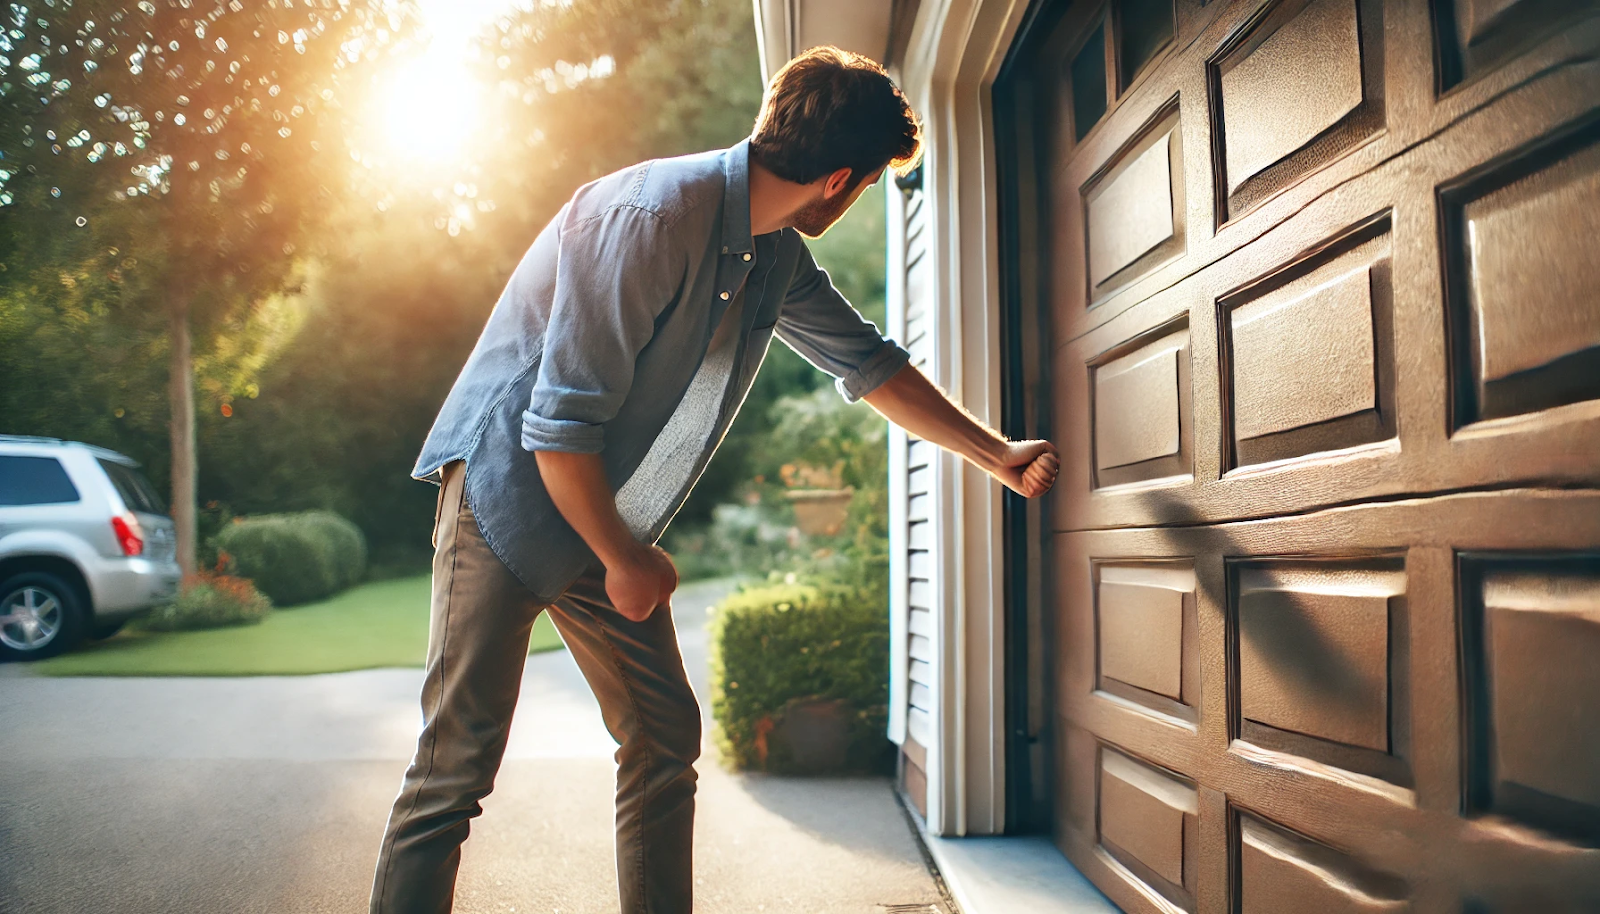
[[788, 187, 855, 239]]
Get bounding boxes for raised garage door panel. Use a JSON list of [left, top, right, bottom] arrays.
[[1087, 129, 1178, 288], [1237, 813, 1406, 914], [1229, 266, 1377, 441], [1005, 0, 1600, 911], [1462, 556, 1600, 844], [1098, 748, 1199, 908], [1093, 332, 1183, 471], [1446, 121, 1600, 425], [1097, 566, 1187, 701], [1218, 0, 1364, 194]]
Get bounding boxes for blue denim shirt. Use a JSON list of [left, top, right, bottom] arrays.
[[413, 140, 910, 601]]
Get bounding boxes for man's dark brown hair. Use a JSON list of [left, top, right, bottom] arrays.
[[750, 46, 923, 187]]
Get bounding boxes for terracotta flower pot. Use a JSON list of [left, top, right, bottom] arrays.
[[771, 696, 852, 774], [784, 487, 854, 537]]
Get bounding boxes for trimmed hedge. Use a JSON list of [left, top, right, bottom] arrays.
[[144, 574, 272, 631], [708, 581, 894, 774], [299, 511, 369, 590], [214, 510, 368, 606]]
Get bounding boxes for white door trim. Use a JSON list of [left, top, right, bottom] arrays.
[[895, 0, 1034, 837]]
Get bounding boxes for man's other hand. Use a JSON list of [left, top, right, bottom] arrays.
[[604, 543, 679, 622], [993, 439, 1060, 498], [534, 449, 680, 622]]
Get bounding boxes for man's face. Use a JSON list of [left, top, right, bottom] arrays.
[[790, 168, 881, 239]]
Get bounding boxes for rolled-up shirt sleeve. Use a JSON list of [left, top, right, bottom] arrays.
[[776, 240, 911, 403], [522, 206, 681, 453]]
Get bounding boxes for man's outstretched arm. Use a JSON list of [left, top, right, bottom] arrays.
[[862, 363, 1060, 498]]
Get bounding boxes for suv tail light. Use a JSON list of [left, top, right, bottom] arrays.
[[111, 513, 145, 557]]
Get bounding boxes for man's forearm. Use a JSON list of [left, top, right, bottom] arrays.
[[533, 450, 638, 566], [534, 449, 676, 621], [861, 364, 1007, 472], [862, 363, 1060, 499]]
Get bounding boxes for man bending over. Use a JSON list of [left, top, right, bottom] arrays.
[[371, 45, 1061, 914]]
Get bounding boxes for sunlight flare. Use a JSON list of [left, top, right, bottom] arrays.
[[363, 0, 518, 170], [375, 46, 482, 165]]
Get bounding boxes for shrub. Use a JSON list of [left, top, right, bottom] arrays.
[[215, 515, 335, 605], [708, 581, 894, 774], [297, 511, 369, 589], [144, 573, 272, 631], [762, 386, 889, 493], [666, 386, 892, 584], [214, 510, 368, 606], [668, 502, 806, 581]]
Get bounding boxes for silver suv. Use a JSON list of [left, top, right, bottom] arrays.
[[0, 436, 181, 660]]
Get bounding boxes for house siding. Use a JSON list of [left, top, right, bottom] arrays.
[[893, 184, 939, 813]]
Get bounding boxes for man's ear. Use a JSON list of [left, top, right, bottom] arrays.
[[821, 166, 855, 199]]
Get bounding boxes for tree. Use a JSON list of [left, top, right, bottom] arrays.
[[198, 0, 778, 555], [0, 0, 397, 573], [1, 0, 879, 574]]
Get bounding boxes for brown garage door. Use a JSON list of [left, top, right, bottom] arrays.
[[997, 0, 1600, 910]]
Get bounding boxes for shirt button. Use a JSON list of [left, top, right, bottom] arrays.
[[722, 246, 729, 254], [719, 291, 730, 300]]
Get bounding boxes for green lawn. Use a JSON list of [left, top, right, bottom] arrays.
[[39, 574, 564, 677]]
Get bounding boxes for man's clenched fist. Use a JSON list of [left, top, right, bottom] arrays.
[[604, 543, 679, 622], [993, 439, 1060, 498]]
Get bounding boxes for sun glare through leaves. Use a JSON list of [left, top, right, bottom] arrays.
[[373, 46, 482, 166], [361, 0, 506, 172]]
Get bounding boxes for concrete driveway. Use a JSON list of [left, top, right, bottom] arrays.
[[0, 579, 947, 914]]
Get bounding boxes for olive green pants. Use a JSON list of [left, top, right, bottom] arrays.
[[370, 461, 700, 914]]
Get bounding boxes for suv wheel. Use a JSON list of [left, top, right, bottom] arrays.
[[0, 572, 86, 661]]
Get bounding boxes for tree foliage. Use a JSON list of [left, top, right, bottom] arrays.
[[0, 0, 404, 569], [1, 0, 890, 574], [1, 0, 397, 310]]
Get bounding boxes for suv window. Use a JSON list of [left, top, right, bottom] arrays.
[[0, 455, 82, 506], [98, 459, 167, 515]]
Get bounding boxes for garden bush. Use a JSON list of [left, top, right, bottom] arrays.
[[214, 510, 368, 606], [143, 574, 272, 631], [297, 511, 369, 589], [708, 580, 894, 774], [666, 386, 891, 583]]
